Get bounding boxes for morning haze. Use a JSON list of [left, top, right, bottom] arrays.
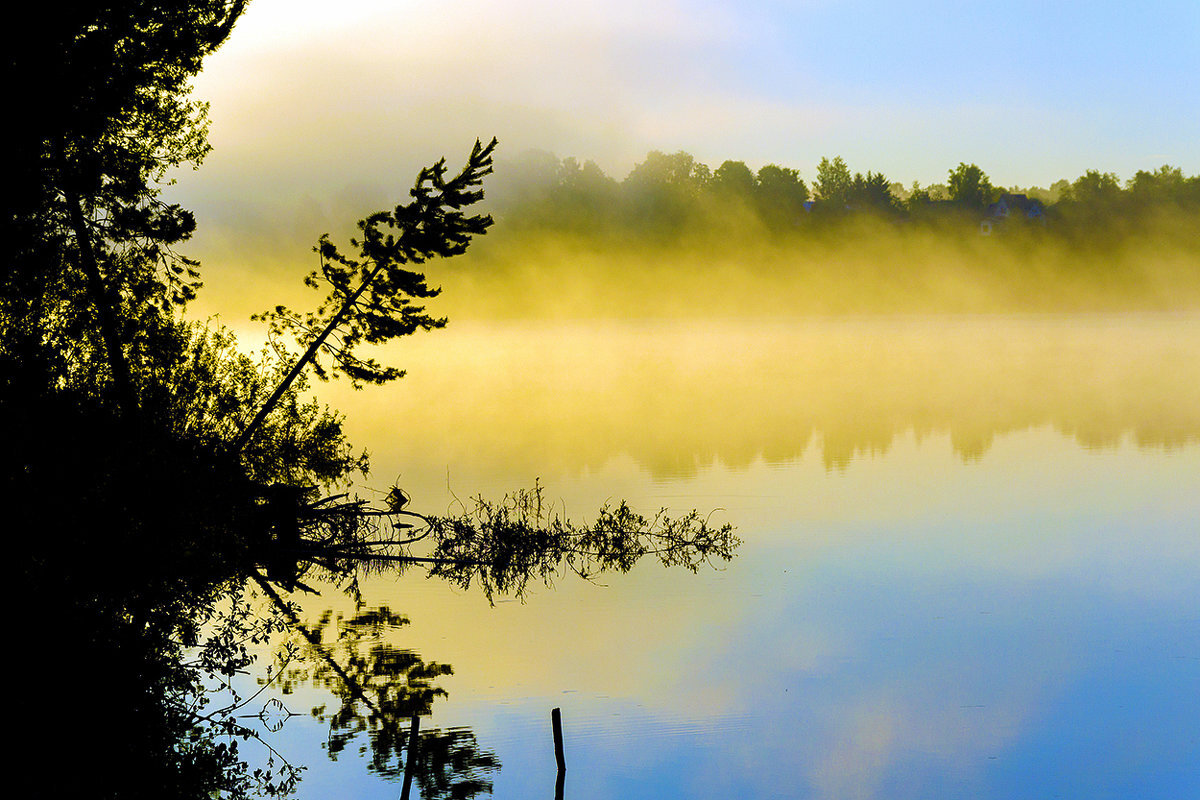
[[182, 144, 1200, 323], [173, 0, 1198, 322]]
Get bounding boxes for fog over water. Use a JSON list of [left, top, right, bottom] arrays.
[[320, 314, 1200, 483], [269, 312, 1200, 800]]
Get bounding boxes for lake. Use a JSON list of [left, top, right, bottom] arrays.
[[260, 313, 1200, 799]]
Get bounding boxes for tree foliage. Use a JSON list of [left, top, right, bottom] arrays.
[[235, 139, 497, 452], [946, 162, 995, 208], [712, 159, 757, 198], [256, 140, 497, 389], [815, 155, 852, 209], [755, 163, 810, 229], [484, 148, 1197, 259], [5, 1, 248, 414]]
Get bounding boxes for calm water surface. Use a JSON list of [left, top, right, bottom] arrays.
[[269, 314, 1200, 799]]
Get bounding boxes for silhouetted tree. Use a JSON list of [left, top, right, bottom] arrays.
[[237, 139, 497, 451], [4, 7, 751, 798], [5, 1, 248, 415]]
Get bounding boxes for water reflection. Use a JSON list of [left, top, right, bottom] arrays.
[[290, 315, 1198, 800], [328, 314, 1200, 484], [339, 427, 1198, 800], [10, 383, 732, 799], [18, 314, 1197, 799], [268, 603, 500, 799]]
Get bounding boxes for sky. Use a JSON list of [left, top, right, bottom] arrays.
[[172, 0, 1199, 314], [185, 0, 1199, 186]]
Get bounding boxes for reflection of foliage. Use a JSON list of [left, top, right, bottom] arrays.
[[14, 487, 304, 800], [412, 728, 501, 800], [266, 602, 499, 797], [301, 608, 451, 764]]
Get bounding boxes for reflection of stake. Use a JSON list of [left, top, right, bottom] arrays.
[[552, 707, 566, 800], [400, 713, 420, 800]]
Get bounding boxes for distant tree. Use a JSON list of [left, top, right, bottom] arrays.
[[1044, 179, 1070, 203], [1127, 164, 1197, 207], [754, 164, 809, 231], [551, 156, 621, 232], [625, 150, 707, 189], [848, 171, 901, 214], [488, 153, 621, 235], [1009, 185, 1055, 204], [710, 160, 757, 198], [815, 156, 852, 209], [905, 182, 932, 212], [1065, 170, 1123, 206], [946, 162, 995, 209], [622, 151, 711, 235], [905, 180, 956, 217], [490, 148, 560, 206], [559, 157, 618, 195]]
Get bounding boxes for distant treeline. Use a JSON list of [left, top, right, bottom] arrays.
[[437, 150, 1200, 316], [486, 150, 1200, 245]]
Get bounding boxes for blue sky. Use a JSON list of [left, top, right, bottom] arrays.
[[187, 0, 1198, 194]]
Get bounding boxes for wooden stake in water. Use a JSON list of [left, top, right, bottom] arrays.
[[552, 707, 566, 800]]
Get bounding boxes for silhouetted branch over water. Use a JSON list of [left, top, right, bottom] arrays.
[[235, 138, 498, 452]]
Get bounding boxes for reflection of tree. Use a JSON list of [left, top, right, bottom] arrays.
[[411, 728, 500, 800], [260, 595, 500, 798], [360, 319, 1200, 481]]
